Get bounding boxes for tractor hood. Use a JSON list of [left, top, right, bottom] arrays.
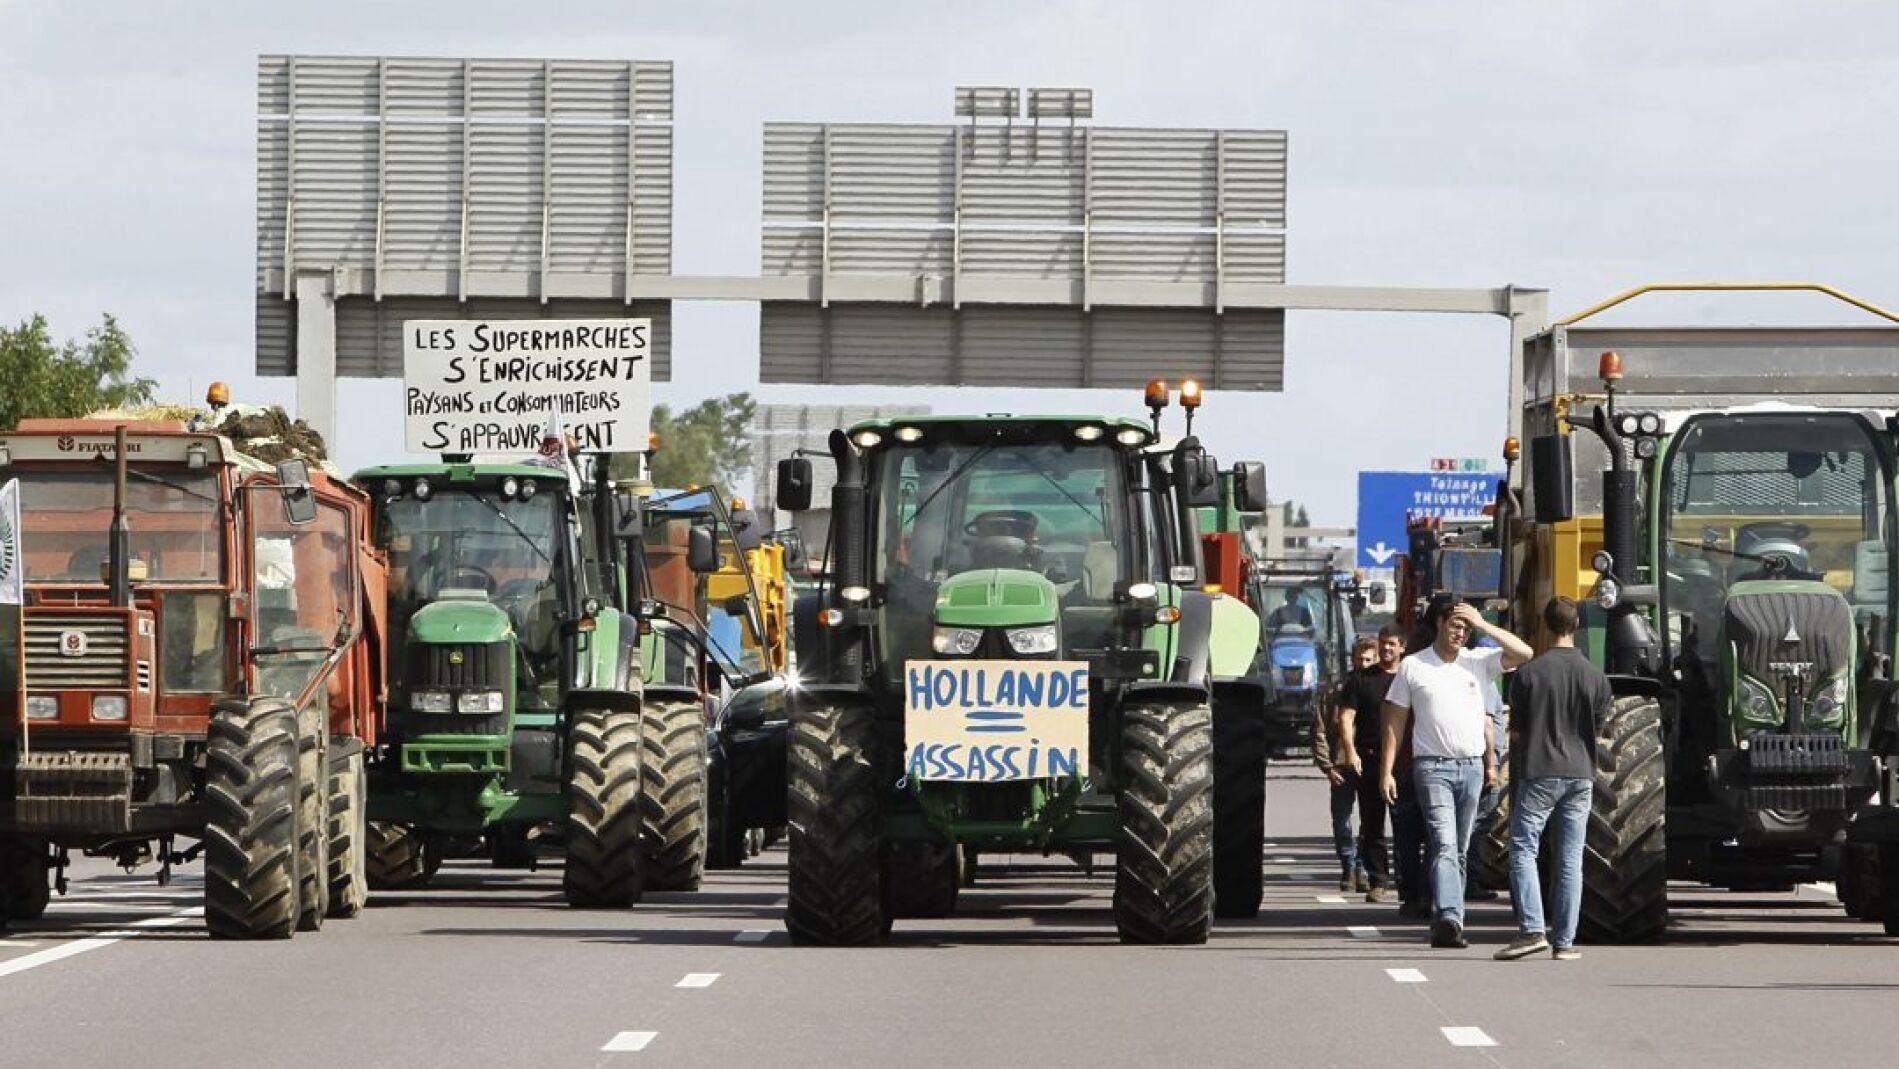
[[933, 569, 1059, 628], [1270, 633, 1319, 669], [1722, 579, 1856, 739], [409, 591, 514, 645]]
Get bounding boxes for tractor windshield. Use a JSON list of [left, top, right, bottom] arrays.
[[872, 439, 1130, 676], [378, 487, 565, 686], [1658, 411, 1894, 668], [1260, 580, 1333, 649], [14, 468, 222, 583]]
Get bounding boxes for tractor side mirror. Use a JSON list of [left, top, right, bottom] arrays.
[[1183, 449, 1220, 508], [1231, 461, 1267, 513], [275, 459, 318, 525], [1530, 434, 1574, 524], [777, 457, 814, 512], [687, 525, 720, 573]]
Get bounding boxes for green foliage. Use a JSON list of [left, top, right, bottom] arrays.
[[0, 314, 155, 431], [616, 392, 755, 491]]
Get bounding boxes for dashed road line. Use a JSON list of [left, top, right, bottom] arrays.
[[1346, 925, 1381, 939], [600, 1031, 657, 1053], [1442, 1027, 1497, 1048], [734, 929, 770, 943], [676, 973, 720, 988], [1386, 968, 1427, 983], [1316, 895, 1346, 904], [0, 908, 201, 979], [1270, 856, 1298, 864]]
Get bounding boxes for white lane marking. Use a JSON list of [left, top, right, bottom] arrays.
[[50, 901, 178, 913], [774, 897, 788, 907], [734, 930, 770, 943], [0, 909, 199, 979], [1316, 895, 1347, 904], [1386, 968, 1428, 983], [676, 973, 720, 988], [1271, 856, 1298, 864], [1442, 1027, 1497, 1048], [0, 941, 39, 948], [1347, 925, 1381, 939], [1805, 881, 1838, 896], [600, 1031, 657, 1053]]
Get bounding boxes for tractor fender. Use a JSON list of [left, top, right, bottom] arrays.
[[1210, 676, 1269, 712], [1168, 590, 1215, 686], [1124, 679, 1211, 708], [1605, 674, 1664, 699], [566, 688, 641, 714], [642, 682, 703, 709]]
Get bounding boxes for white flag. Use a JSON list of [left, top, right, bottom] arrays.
[[0, 479, 21, 607]]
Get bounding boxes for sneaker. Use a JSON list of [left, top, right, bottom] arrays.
[[1365, 886, 1395, 905], [1552, 946, 1581, 961], [1353, 870, 1370, 894], [1493, 932, 1550, 961], [1397, 900, 1432, 920], [1429, 918, 1468, 949]]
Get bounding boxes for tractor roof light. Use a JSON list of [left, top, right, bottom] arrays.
[[1598, 350, 1624, 384], [1115, 427, 1148, 446], [1634, 437, 1659, 460], [647, 432, 660, 453], [1502, 436, 1520, 463], [500, 476, 520, 499], [206, 380, 231, 407], [894, 425, 925, 443], [1072, 424, 1105, 442], [185, 441, 209, 470], [519, 479, 537, 499], [381, 478, 403, 501], [1179, 379, 1203, 410], [412, 478, 433, 502], [1637, 412, 1663, 436], [851, 429, 883, 449]]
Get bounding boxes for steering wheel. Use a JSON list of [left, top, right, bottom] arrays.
[[1738, 521, 1812, 546], [449, 564, 497, 593], [964, 510, 1039, 540]]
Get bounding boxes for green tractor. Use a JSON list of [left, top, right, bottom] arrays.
[[353, 456, 700, 906], [1516, 285, 1899, 940], [775, 401, 1268, 945]]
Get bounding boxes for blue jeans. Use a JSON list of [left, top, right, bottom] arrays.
[[1413, 756, 1483, 927], [1330, 777, 1359, 876], [1510, 776, 1592, 948]]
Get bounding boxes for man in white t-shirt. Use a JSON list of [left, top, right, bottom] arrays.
[[1379, 600, 1531, 949]]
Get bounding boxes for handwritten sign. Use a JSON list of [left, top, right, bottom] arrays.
[[403, 319, 651, 454], [903, 660, 1089, 782]]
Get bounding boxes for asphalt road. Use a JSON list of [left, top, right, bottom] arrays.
[[5, 767, 1896, 1068]]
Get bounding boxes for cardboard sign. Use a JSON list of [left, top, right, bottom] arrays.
[[903, 660, 1089, 783], [403, 319, 651, 455]]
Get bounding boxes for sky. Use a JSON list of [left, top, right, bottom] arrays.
[[4, 1, 1898, 526]]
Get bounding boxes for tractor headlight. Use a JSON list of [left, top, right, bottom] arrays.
[[1005, 624, 1059, 655], [1737, 676, 1779, 726], [931, 626, 983, 656], [457, 689, 505, 714], [411, 689, 453, 714], [500, 476, 520, 500], [91, 694, 128, 722], [25, 695, 58, 720], [1810, 676, 1850, 726]]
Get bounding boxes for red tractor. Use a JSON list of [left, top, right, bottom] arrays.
[[0, 413, 385, 938]]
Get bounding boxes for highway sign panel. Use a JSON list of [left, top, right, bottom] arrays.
[[1355, 470, 1502, 570]]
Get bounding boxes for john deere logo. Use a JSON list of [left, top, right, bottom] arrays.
[[60, 630, 89, 658], [448, 650, 465, 665]]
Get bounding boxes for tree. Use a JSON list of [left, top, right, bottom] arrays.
[[0, 314, 155, 431], [618, 392, 755, 491]]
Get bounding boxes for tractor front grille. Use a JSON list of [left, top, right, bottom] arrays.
[[411, 642, 510, 690], [23, 611, 129, 690]]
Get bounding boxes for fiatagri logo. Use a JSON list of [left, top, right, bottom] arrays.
[[54, 437, 141, 455]]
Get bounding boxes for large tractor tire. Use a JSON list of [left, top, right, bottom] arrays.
[[1578, 695, 1668, 944], [204, 696, 302, 940], [884, 839, 960, 919], [0, 835, 51, 921], [1115, 701, 1215, 945], [640, 698, 709, 892], [785, 700, 883, 945], [1877, 845, 1899, 936], [1212, 697, 1266, 919], [563, 707, 646, 908], [487, 825, 537, 870], [365, 822, 437, 890], [1837, 845, 1882, 922], [325, 749, 368, 918], [1470, 759, 1513, 893], [293, 703, 330, 932]]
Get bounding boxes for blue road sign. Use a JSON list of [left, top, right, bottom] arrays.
[[1355, 471, 1503, 570]]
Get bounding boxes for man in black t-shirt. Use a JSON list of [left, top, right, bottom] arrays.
[[1494, 597, 1611, 962], [1335, 625, 1404, 903]]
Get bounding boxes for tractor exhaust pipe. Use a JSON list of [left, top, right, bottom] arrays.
[[108, 424, 132, 608]]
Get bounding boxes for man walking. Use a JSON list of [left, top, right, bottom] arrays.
[[1314, 645, 1365, 891], [1380, 601, 1531, 948], [1337, 627, 1403, 903], [1494, 597, 1611, 961]]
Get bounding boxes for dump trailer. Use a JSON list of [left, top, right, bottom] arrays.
[[0, 412, 384, 939], [1511, 282, 1899, 940], [775, 386, 1268, 946], [352, 453, 677, 907]]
